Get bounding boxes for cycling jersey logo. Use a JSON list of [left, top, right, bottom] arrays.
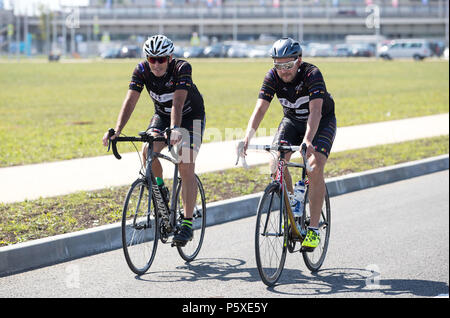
[[130, 81, 144, 90], [165, 77, 174, 88], [150, 90, 174, 103], [278, 96, 309, 109], [310, 89, 325, 96]]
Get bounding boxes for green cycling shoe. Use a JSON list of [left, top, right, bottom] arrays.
[[301, 228, 320, 251]]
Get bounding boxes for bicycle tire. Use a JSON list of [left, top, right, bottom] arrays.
[[255, 183, 288, 287], [122, 178, 159, 275], [175, 174, 207, 262], [301, 185, 331, 272]]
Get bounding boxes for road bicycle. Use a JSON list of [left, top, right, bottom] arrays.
[[237, 142, 331, 286], [107, 128, 206, 275]]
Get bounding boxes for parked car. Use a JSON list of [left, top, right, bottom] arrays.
[[203, 43, 229, 58], [226, 42, 249, 58], [443, 47, 449, 60], [172, 45, 186, 58], [120, 45, 140, 58], [101, 45, 140, 59], [101, 48, 121, 59], [379, 39, 432, 60], [247, 45, 270, 58], [307, 43, 333, 57], [349, 43, 375, 57], [334, 44, 352, 57], [183, 46, 205, 58]]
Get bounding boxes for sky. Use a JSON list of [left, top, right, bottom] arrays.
[[3, 0, 89, 15]]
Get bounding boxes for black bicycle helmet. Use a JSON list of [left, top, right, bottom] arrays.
[[270, 37, 302, 58]]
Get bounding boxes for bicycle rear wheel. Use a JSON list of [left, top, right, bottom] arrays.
[[301, 185, 331, 272], [255, 183, 288, 286], [175, 175, 207, 262], [122, 179, 159, 275]]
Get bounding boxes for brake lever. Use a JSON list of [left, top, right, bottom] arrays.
[[165, 128, 173, 152], [236, 141, 249, 169], [300, 143, 313, 172], [107, 128, 115, 153], [107, 128, 121, 160]]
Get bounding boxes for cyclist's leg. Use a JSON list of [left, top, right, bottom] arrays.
[[283, 152, 294, 193], [308, 115, 336, 228], [178, 160, 197, 219], [173, 115, 205, 243], [305, 152, 327, 228], [141, 141, 166, 177], [272, 116, 300, 194], [177, 116, 204, 218]]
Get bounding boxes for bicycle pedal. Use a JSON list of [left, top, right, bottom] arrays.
[[300, 246, 316, 253], [171, 240, 187, 247]]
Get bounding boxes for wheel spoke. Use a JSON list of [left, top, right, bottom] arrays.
[[122, 180, 158, 275], [176, 175, 207, 262], [255, 187, 287, 286]]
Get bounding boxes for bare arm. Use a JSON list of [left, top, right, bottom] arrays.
[[303, 98, 323, 157], [169, 89, 188, 145], [171, 89, 188, 128], [243, 98, 271, 154], [102, 89, 140, 146]]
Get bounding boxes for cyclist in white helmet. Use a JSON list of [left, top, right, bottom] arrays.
[[102, 34, 206, 246]]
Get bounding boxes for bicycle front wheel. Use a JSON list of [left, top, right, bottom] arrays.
[[122, 179, 159, 275], [301, 185, 331, 272], [255, 183, 288, 287], [175, 174, 207, 262]]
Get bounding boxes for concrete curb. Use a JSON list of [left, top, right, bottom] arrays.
[[0, 154, 448, 277]]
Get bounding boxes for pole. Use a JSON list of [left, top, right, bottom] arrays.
[[23, 12, 29, 57], [15, 14, 20, 60], [446, 0, 449, 47], [298, 0, 303, 43]]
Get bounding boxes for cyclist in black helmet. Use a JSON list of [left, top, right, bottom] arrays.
[[102, 34, 205, 246], [242, 37, 337, 250]]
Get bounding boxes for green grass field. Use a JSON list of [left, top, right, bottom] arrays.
[[0, 58, 448, 167]]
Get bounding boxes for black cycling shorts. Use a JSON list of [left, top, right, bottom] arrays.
[[147, 113, 206, 152], [272, 115, 337, 158]]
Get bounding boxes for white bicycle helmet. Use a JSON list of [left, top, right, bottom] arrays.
[[143, 35, 174, 57]]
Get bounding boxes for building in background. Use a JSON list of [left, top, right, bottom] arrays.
[[0, 0, 448, 57]]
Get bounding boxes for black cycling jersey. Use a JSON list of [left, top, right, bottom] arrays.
[[129, 59, 205, 118], [258, 61, 335, 122]]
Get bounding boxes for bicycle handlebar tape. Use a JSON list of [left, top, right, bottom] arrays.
[[301, 143, 307, 154], [112, 141, 121, 160], [165, 128, 173, 152], [108, 128, 122, 160]]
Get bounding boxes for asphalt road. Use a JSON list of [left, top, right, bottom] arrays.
[[0, 170, 448, 298]]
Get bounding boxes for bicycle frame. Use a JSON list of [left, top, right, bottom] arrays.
[[235, 142, 311, 240], [108, 128, 182, 232], [145, 142, 182, 232], [272, 151, 307, 239]]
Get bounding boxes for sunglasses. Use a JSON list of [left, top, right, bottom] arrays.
[[274, 58, 298, 70], [148, 56, 169, 64]]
